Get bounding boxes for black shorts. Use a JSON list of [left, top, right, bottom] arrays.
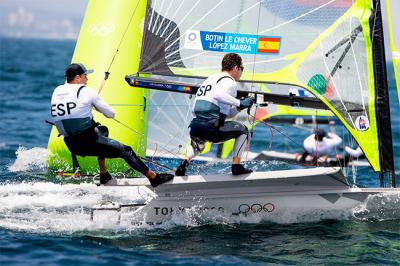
[[189, 119, 248, 143]]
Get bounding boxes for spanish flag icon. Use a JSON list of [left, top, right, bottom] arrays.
[[257, 37, 281, 54]]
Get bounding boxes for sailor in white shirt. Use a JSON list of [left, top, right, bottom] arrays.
[[175, 53, 255, 176], [300, 128, 342, 163], [51, 63, 173, 187]]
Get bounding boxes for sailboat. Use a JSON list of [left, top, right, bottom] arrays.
[[48, 0, 399, 224]]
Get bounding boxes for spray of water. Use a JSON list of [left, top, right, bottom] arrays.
[[8, 146, 51, 172]]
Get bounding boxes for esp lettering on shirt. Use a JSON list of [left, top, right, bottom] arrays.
[[196, 84, 212, 96], [51, 102, 77, 117]]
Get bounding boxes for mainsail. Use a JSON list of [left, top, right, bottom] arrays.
[[132, 0, 394, 176]]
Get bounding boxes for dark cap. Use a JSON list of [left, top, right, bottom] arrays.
[[65, 63, 94, 78], [314, 128, 326, 141]]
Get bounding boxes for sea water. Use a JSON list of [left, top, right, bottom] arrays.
[[0, 37, 400, 265]]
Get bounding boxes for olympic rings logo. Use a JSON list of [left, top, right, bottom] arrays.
[[237, 203, 275, 214], [87, 23, 115, 36]]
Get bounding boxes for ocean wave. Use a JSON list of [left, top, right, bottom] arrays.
[[8, 146, 51, 172]]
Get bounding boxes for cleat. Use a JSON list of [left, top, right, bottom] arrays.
[[232, 164, 253, 175], [175, 159, 189, 176], [150, 173, 174, 188], [100, 172, 112, 184]]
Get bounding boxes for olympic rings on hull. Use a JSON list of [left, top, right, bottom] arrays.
[[237, 203, 275, 215]]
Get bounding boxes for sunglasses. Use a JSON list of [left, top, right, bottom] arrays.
[[238, 65, 244, 71]]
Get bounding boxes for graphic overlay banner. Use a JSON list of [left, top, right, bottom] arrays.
[[184, 30, 281, 55]]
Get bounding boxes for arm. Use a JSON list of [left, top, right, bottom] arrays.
[[214, 80, 241, 107], [92, 93, 115, 118], [326, 132, 342, 146]]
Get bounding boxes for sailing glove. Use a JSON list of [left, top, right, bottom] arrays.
[[239, 96, 255, 110]]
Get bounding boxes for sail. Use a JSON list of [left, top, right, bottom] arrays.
[[48, 0, 148, 173], [386, 0, 400, 103], [135, 0, 395, 174]]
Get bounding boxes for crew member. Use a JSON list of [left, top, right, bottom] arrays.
[[175, 53, 255, 176], [300, 128, 342, 163], [51, 63, 174, 187]]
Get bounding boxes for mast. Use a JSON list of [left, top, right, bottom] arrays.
[[371, 0, 396, 187]]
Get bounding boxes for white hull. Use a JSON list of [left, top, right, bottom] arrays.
[[94, 167, 400, 224]]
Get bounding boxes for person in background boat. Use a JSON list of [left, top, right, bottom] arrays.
[[299, 128, 342, 163], [175, 53, 255, 176], [50, 63, 174, 187]]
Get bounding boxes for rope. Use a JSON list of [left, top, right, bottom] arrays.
[[98, 0, 143, 95], [248, 113, 301, 149], [112, 118, 144, 136]]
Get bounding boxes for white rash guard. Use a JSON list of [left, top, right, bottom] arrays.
[[193, 72, 241, 120], [303, 132, 342, 156], [51, 83, 115, 136]]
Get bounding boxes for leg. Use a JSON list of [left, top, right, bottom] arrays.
[[98, 158, 107, 173], [71, 154, 81, 172], [94, 135, 173, 187], [95, 125, 110, 174], [299, 151, 309, 163], [116, 145, 174, 187], [231, 133, 252, 175], [98, 157, 112, 184], [211, 121, 252, 175], [232, 133, 248, 164], [175, 138, 205, 176]]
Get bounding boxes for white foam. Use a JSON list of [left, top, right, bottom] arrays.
[[0, 181, 154, 233], [353, 192, 400, 221], [8, 146, 51, 172]]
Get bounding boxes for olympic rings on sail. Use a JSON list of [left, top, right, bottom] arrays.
[[87, 23, 115, 36], [238, 203, 275, 214]]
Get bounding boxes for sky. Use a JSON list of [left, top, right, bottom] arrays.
[[0, 0, 88, 40]]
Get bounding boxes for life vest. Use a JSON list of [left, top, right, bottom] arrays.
[[50, 84, 94, 136], [193, 73, 236, 122]]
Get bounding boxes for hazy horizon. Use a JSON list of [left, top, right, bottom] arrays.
[[0, 0, 88, 40]]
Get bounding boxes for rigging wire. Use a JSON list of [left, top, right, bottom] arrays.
[[248, 112, 302, 150], [242, 0, 264, 156], [250, 0, 263, 92], [112, 118, 144, 137]]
